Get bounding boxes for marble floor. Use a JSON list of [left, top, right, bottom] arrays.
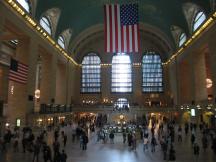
[[0, 126, 216, 162]]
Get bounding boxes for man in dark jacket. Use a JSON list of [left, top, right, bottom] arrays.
[[43, 143, 52, 162], [60, 150, 67, 162], [82, 133, 88, 150]]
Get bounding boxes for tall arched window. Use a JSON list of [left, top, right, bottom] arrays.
[[39, 16, 52, 35], [81, 53, 101, 93], [112, 53, 132, 93], [16, 0, 30, 13], [178, 33, 187, 47], [193, 11, 206, 32], [57, 36, 65, 49], [142, 53, 163, 92]]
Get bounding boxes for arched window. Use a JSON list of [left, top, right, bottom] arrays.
[[57, 36, 65, 49], [178, 33, 187, 47], [112, 53, 132, 92], [142, 53, 163, 92], [81, 53, 101, 93], [193, 11, 206, 32], [16, 0, 30, 13], [114, 98, 130, 110], [39, 16, 52, 35]]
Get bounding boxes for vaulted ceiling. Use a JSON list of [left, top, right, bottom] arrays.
[[35, 0, 211, 49]]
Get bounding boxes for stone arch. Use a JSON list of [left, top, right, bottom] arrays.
[[58, 28, 73, 51], [170, 25, 187, 48], [40, 8, 61, 37], [182, 2, 206, 34]]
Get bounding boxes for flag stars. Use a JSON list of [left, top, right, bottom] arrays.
[[120, 4, 138, 25]]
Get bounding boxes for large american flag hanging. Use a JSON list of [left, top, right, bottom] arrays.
[[104, 3, 140, 53], [9, 58, 28, 84]]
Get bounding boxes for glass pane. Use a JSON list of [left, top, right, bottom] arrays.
[[193, 11, 206, 31], [40, 17, 52, 35], [179, 33, 186, 47], [58, 36, 65, 49], [81, 53, 101, 93], [111, 54, 132, 92], [142, 54, 163, 92], [16, 0, 30, 13]]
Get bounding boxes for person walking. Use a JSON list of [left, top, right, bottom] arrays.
[[132, 132, 137, 150], [169, 145, 176, 161], [128, 132, 132, 148], [53, 140, 60, 158], [143, 137, 148, 151], [202, 135, 208, 151], [60, 150, 67, 162], [193, 143, 200, 162], [177, 126, 182, 142], [82, 133, 88, 150], [191, 134, 195, 146], [211, 136, 216, 154], [63, 134, 67, 147], [151, 135, 157, 152], [161, 141, 168, 160], [43, 143, 52, 162], [32, 140, 40, 162], [13, 135, 19, 152], [123, 131, 126, 144], [109, 131, 114, 144]]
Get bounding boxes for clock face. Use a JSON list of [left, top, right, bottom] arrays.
[[206, 78, 213, 89]]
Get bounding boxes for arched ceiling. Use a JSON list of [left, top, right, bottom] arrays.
[[35, 0, 211, 47]]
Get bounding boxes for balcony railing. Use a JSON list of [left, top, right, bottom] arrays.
[[39, 104, 72, 114]]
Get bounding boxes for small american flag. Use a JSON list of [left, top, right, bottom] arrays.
[[9, 58, 28, 84], [104, 3, 140, 53]]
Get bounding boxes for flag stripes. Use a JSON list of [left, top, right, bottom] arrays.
[[104, 4, 140, 53], [9, 58, 28, 84]]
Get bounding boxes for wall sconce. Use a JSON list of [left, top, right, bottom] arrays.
[[35, 89, 40, 99]]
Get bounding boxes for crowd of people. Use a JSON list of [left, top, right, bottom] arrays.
[[0, 115, 216, 162]]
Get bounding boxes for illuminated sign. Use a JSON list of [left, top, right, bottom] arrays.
[[191, 109, 196, 117], [16, 119, 21, 127]]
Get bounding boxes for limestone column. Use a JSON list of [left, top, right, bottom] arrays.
[[0, 13, 4, 50], [55, 61, 67, 104], [133, 64, 142, 105], [26, 38, 38, 115], [40, 52, 57, 104], [101, 65, 111, 102], [0, 15, 6, 136], [208, 40, 216, 99], [0, 16, 8, 104], [51, 54, 57, 102], [188, 53, 196, 104], [163, 63, 171, 106], [193, 51, 208, 102], [67, 62, 78, 105], [168, 58, 179, 105], [178, 54, 196, 104]]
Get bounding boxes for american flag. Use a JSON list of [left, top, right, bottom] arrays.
[[104, 3, 140, 53], [9, 58, 28, 84]]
